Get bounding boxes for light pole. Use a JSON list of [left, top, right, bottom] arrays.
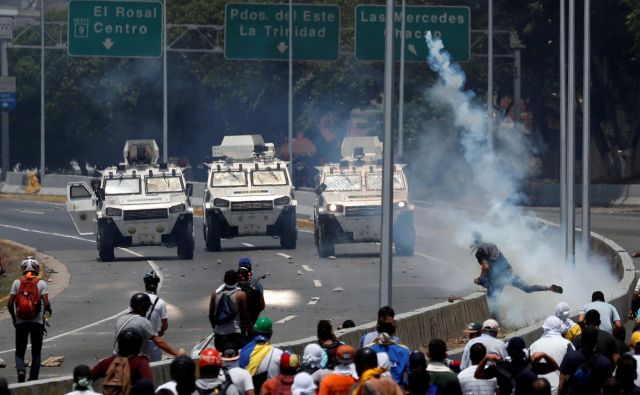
[[487, 0, 493, 151], [163, 0, 168, 163], [288, 0, 293, 182], [40, 0, 45, 181], [0, 6, 16, 182], [581, 0, 591, 254]]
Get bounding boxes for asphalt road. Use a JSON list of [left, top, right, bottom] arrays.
[[0, 198, 639, 382], [0, 198, 483, 382]]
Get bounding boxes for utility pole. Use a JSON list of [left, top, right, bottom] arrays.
[[380, 0, 395, 308], [487, 0, 493, 151], [581, 0, 591, 255], [40, 0, 45, 182], [0, 9, 14, 182], [162, 0, 168, 163]]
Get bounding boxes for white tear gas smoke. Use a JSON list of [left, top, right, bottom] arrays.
[[414, 32, 618, 329]]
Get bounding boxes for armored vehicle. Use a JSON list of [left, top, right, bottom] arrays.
[[313, 136, 415, 257], [203, 135, 297, 251], [66, 140, 195, 261]]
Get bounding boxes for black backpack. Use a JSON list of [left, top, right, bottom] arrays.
[[215, 290, 237, 325], [238, 282, 262, 323]]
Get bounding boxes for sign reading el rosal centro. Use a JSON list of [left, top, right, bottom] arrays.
[[68, 0, 162, 58], [355, 5, 470, 62], [225, 3, 340, 61]]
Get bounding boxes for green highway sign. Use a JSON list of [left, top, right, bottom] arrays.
[[68, 0, 163, 58], [355, 5, 470, 62], [225, 3, 340, 61]]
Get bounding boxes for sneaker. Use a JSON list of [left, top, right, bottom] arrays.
[[549, 284, 563, 294], [17, 371, 25, 383]]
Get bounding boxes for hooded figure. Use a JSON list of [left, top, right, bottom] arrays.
[[555, 302, 582, 341], [530, 316, 574, 394]]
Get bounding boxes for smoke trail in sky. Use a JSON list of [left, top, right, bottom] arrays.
[[416, 32, 619, 327]]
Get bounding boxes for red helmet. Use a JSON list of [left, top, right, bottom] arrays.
[[199, 348, 222, 368]]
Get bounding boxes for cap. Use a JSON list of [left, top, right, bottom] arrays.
[[292, 372, 316, 395], [199, 348, 222, 367], [239, 257, 252, 271], [482, 319, 500, 332], [464, 321, 483, 334], [631, 331, 640, 347], [336, 345, 355, 364], [280, 352, 300, 370], [237, 266, 250, 280]]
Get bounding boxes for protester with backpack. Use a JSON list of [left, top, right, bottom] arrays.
[[7, 256, 52, 382], [141, 270, 169, 362], [237, 266, 265, 334], [317, 321, 343, 370], [91, 330, 153, 393], [210, 270, 251, 352]]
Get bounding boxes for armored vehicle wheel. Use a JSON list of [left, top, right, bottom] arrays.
[[394, 214, 415, 257], [97, 222, 115, 262], [280, 211, 297, 249], [316, 222, 335, 258], [177, 219, 195, 260], [205, 215, 221, 251]]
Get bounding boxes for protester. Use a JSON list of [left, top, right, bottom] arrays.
[[141, 270, 169, 362], [195, 348, 241, 395], [554, 302, 581, 341], [407, 353, 435, 395], [209, 270, 251, 352], [457, 343, 498, 395], [239, 316, 283, 390], [365, 327, 410, 386], [559, 325, 614, 394], [317, 320, 344, 369], [156, 355, 197, 395], [572, 309, 620, 363], [529, 315, 574, 394], [7, 256, 52, 382], [339, 320, 356, 330], [65, 365, 100, 395], [91, 330, 153, 390], [317, 345, 357, 395], [630, 331, 640, 387], [463, 321, 483, 341], [260, 352, 300, 395], [460, 319, 508, 370], [615, 355, 640, 395], [359, 307, 400, 348], [350, 348, 403, 395], [300, 343, 324, 374], [578, 291, 622, 334], [425, 339, 462, 395], [237, 258, 265, 333], [471, 233, 563, 299], [530, 377, 553, 395], [114, 293, 182, 358], [292, 372, 317, 395]]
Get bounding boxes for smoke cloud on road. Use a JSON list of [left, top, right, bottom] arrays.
[[411, 32, 618, 328]]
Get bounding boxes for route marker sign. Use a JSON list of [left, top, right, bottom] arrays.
[[68, 0, 163, 58], [225, 3, 340, 61], [355, 5, 470, 62]]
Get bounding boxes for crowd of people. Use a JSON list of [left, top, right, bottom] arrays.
[[5, 255, 640, 395]]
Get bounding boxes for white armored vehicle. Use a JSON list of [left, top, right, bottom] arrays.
[[313, 136, 415, 257], [66, 140, 195, 261], [203, 135, 297, 250]]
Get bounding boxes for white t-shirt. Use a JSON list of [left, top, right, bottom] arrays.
[[460, 334, 508, 370], [226, 366, 255, 394], [10, 277, 49, 324], [457, 365, 498, 395], [145, 293, 168, 332], [529, 334, 573, 395], [65, 390, 101, 395]]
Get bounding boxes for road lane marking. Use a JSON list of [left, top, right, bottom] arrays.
[[308, 297, 320, 305], [17, 209, 46, 215], [314, 280, 322, 287], [0, 223, 94, 243], [242, 242, 255, 247], [275, 315, 296, 324], [276, 252, 292, 259], [299, 229, 313, 234], [301, 265, 314, 272]]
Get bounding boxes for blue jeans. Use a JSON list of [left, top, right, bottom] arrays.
[[487, 270, 547, 297], [15, 322, 44, 380]]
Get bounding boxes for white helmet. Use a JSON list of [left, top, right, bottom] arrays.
[[21, 256, 40, 274]]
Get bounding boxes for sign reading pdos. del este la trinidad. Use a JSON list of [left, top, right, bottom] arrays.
[[225, 3, 340, 61], [68, 0, 163, 58], [355, 5, 470, 62]]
